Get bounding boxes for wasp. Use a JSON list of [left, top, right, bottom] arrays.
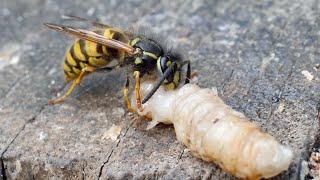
[[44, 15, 191, 111]]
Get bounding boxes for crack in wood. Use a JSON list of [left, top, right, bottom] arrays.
[[93, 2, 167, 177], [0, 105, 47, 180], [97, 119, 133, 179], [178, 148, 185, 161], [0, 156, 7, 180], [82, 162, 86, 180]]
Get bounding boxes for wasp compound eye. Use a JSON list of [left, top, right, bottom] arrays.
[[159, 55, 177, 74], [158, 55, 167, 73]]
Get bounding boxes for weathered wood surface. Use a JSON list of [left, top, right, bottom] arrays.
[[0, 0, 319, 179]]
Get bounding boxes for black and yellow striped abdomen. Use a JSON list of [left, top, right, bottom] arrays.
[[63, 28, 129, 81]]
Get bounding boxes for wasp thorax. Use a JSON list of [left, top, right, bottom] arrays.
[[130, 37, 163, 75]]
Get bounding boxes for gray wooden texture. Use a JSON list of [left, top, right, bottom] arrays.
[[0, 0, 319, 179]]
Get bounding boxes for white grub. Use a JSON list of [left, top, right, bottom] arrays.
[[102, 125, 122, 141], [301, 70, 314, 81], [131, 81, 293, 179]]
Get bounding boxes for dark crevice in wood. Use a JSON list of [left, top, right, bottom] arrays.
[[96, 2, 164, 177], [178, 149, 185, 161], [82, 163, 86, 180], [0, 156, 7, 180], [97, 120, 133, 179]]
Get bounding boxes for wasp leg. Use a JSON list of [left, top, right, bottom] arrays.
[[123, 75, 135, 112], [95, 65, 135, 112], [134, 71, 144, 112], [49, 66, 96, 105]]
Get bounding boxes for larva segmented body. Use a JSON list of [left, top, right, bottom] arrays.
[[132, 81, 293, 179]]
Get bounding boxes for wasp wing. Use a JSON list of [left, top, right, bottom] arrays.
[[60, 15, 133, 37], [61, 15, 112, 29], [44, 23, 137, 56]]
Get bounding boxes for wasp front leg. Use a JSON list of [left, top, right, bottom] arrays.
[[122, 75, 135, 112], [134, 71, 144, 112]]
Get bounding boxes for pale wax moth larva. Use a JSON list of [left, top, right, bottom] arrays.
[[131, 80, 293, 180]]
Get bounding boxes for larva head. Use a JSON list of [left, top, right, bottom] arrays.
[[129, 37, 163, 75], [157, 54, 181, 90]]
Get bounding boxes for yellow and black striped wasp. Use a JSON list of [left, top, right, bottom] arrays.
[[44, 15, 191, 111]]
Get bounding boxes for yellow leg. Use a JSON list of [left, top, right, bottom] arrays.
[[123, 76, 135, 112], [49, 66, 96, 105], [134, 71, 143, 112]]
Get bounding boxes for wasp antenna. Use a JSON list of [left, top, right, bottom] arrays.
[[142, 62, 176, 104]]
